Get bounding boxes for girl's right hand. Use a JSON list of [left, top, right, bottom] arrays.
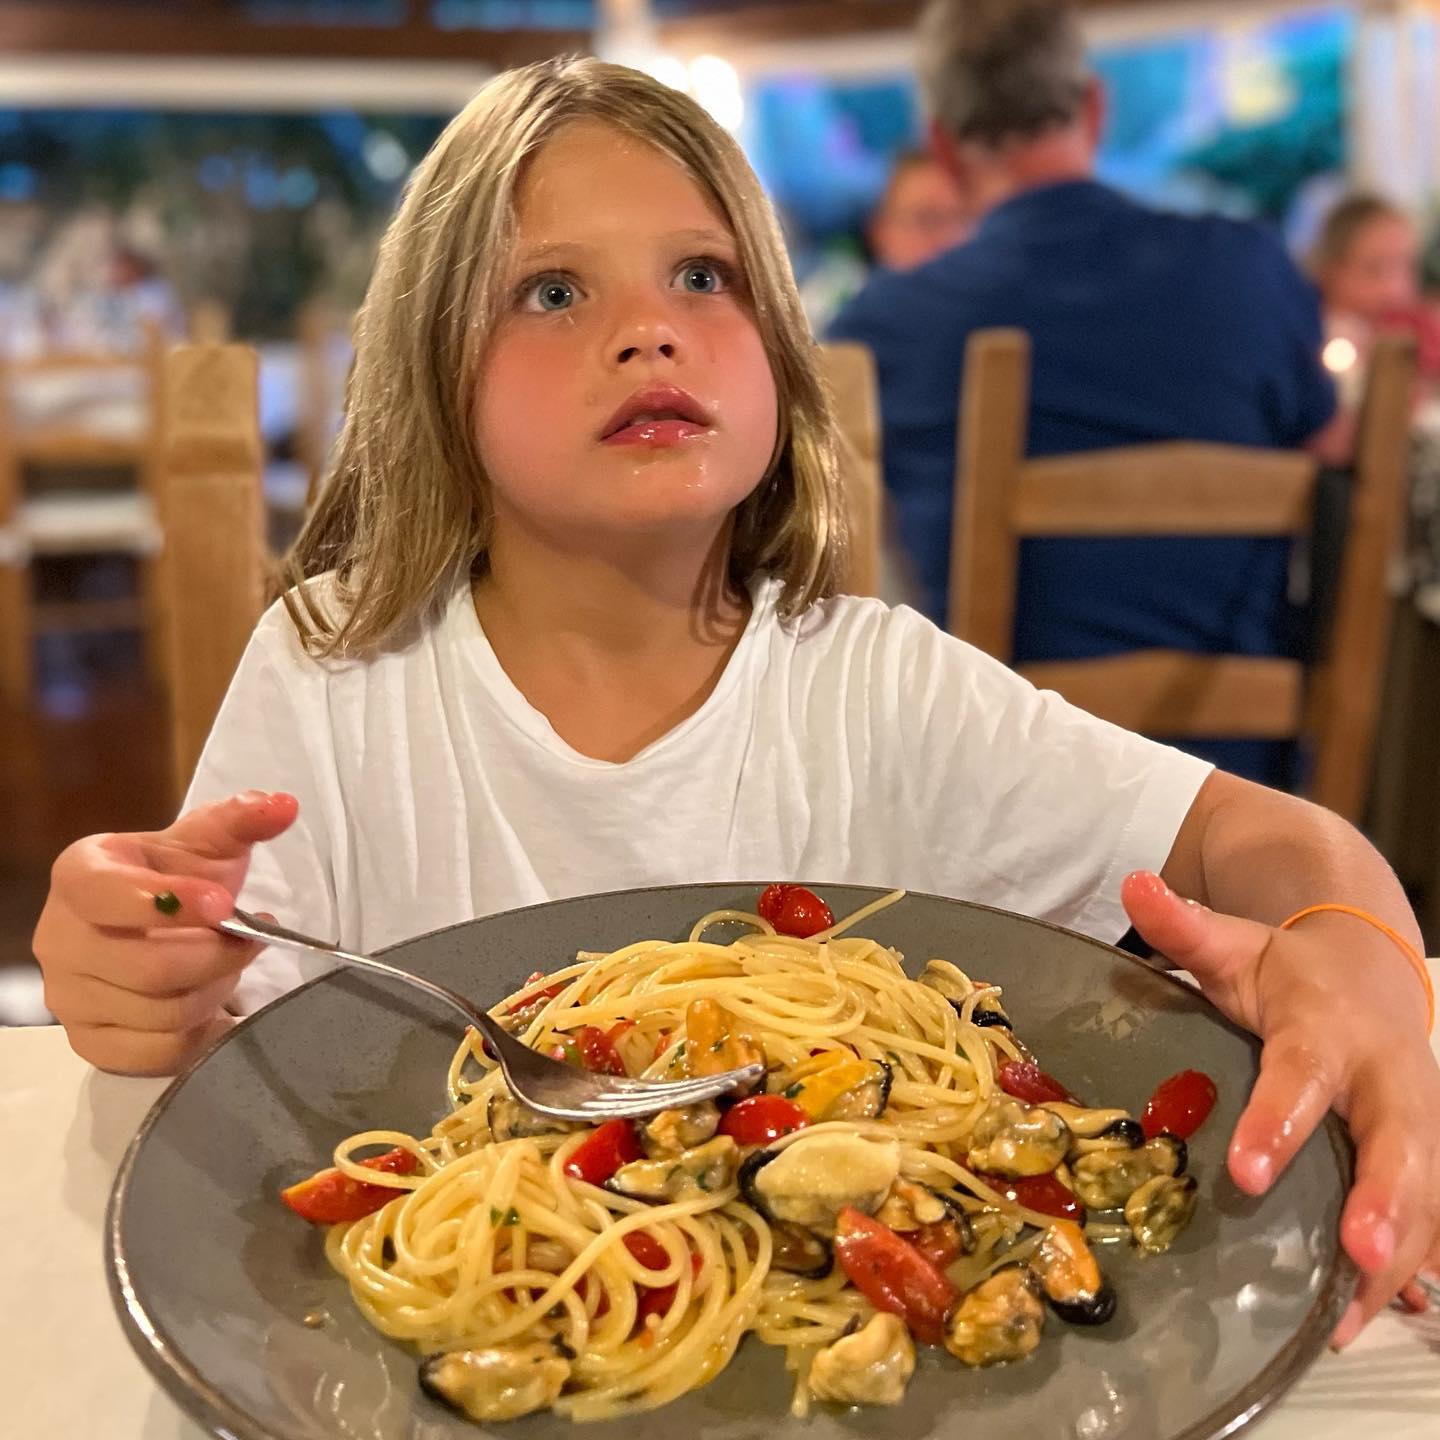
[[33, 790, 299, 1076]]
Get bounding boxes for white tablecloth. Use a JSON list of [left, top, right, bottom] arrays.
[[4, 985, 1439, 1440]]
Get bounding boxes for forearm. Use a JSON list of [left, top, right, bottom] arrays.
[[1162, 772, 1421, 950]]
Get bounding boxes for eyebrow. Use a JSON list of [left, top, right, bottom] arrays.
[[513, 228, 737, 269]]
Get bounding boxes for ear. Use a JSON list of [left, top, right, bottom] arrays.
[[927, 119, 966, 186], [1081, 76, 1107, 152]]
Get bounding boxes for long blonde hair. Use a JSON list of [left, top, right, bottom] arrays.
[[280, 57, 846, 656]]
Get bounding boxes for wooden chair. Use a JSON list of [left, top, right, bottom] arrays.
[[950, 328, 1415, 822], [818, 341, 882, 597], [160, 343, 267, 799], [0, 324, 166, 706]]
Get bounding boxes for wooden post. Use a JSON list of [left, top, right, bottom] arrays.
[[161, 344, 265, 803], [819, 341, 882, 598], [1309, 335, 1417, 822], [950, 329, 1029, 657]]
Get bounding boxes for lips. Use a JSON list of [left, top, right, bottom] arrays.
[[600, 384, 713, 441]]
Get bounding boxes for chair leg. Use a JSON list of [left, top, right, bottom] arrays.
[[0, 562, 32, 708]]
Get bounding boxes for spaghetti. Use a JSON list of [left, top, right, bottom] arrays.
[[280, 889, 1205, 1422]]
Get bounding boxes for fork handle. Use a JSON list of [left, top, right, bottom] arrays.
[[218, 907, 484, 1030]]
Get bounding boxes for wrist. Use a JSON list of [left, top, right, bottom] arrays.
[[1282, 908, 1433, 1037]]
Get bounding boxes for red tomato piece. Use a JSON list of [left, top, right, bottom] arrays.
[[563, 1119, 642, 1186], [716, 1094, 810, 1146], [757, 884, 791, 924], [980, 1171, 1085, 1223], [997, 1059, 1076, 1106], [772, 886, 835, 939], [571, 1025, 627, 1076], [622, 1231, 671, 1272], [1141, 1069, 1218, 1140], [280, 1146, 418, 1225], [518, 969, 567, 1004], [909, 1218, 966, 1272], [633, 1252, 703, 1326], [833, 1206, 958, 1345]]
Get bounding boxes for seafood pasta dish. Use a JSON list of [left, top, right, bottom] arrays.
[[277, 887, 1216, 1424]]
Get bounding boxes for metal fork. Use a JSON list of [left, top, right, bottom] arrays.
[[217, 907, 765, 1121]]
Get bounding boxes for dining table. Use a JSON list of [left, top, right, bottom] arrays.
[[5, 981, 1439, 1440]]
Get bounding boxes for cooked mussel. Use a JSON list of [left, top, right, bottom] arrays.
[[875, 1177, 951, 1231], [1040, 1104, 1143, 1156], [808, 1313, 916, 1407], [740, 1131, 902, 1236], [640, 1101, 721, 1158], [608, 1136, 739, 1202], [487, 1091, 582, 1144], [944, 1268, 1046, 1366], [1071, 1133, 1186, 1210], [684, 998, 764, 1091], [782, 1057, 893, 1122], [967, 1097, 1071, 1178], [1029, 1220, 1116, 1325], [919, 961, 1013, 1029], [1125, 1173, 1198, 1253], [419, 1342, 571, 1422], [770, 1222, 833, 1278]]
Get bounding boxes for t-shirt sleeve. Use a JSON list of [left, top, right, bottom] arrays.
[[181, 598, 342, 1013], [883, 607, 1214, 942]]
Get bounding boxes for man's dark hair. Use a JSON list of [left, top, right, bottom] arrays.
[[918, 0, 1091, 146]]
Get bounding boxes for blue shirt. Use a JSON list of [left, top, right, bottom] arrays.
[[829, 180, 1336, 786]]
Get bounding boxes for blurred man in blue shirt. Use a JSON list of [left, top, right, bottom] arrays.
[[829, 0, 1340, 787]]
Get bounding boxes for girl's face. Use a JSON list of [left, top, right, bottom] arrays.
[[1326, 214, 1420, 323], [474, 121, 779, 555]]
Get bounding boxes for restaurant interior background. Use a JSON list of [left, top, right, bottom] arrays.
[[4, 0, 1440, 1026]]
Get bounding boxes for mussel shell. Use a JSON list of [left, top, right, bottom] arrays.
[[1048, 1282, 1118, 1327], [969, 1008, 1013, 1031], [1154, 1132, 1189, 1176], [1098, 1118, 1145, 1148], [770, 1224, 834, 1279]]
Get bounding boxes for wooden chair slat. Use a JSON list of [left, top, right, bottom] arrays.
[[819, 341, 883, 598], [1020, 653, 1304, 739]]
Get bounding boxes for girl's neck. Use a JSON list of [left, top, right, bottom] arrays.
[[470, 520, 752, 763]]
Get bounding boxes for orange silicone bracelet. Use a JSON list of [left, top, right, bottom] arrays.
[[1280, 904, 1435, 1033]]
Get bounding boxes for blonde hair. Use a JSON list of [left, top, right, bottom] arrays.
[[280, 56, 846, 657]]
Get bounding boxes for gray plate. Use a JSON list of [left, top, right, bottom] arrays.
[[107, 884, 1355, 1440]]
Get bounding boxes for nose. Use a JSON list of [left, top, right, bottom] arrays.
[[608, 300, 682, 367]]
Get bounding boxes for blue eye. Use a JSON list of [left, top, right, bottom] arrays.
[[525, 277, 575, 312], [676, 260, 728, 294]]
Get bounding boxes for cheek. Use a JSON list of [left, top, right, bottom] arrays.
[[472, 333, 580, 494], [720, 322, 781, 478]]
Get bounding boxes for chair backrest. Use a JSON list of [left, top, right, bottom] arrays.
[[950, 327, 1415, 820], [818, 341, 882, 597], [0, 322, 166, 524], [160, 343, 267, 800]]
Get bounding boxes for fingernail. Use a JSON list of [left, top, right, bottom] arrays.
[[151, 891, 181, 917], [1331, 1300, 1364, 1349]]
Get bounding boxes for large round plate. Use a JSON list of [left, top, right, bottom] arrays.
[[107, 884, 1354, 1440]]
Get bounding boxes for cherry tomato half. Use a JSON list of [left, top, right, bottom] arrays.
[[997, 1059, 1077, 1106], [757, 884, 835, 939], [717, 1094, 810, 1146], [563, 1119, 642, 1186], [979, 1171, 1085, 1223], [833, 1206, 958, 1345], [280, 1146, 419, 1225], [1141, 1069, 1217, 1141]]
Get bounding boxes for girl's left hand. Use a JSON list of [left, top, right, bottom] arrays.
[[1122, 870, 1440, 1347]]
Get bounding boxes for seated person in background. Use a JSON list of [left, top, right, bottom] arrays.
[[868, 148, 974, 272], [829, 0, 1339, 789], [1310, 193, 1440, 402]]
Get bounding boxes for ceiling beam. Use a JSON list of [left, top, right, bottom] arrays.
[[0, 3, 587, 66]]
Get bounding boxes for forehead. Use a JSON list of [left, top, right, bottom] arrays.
[[513, 120, 733, 244]]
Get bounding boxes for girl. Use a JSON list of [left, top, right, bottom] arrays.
[[33, 59, 1438, 1344]]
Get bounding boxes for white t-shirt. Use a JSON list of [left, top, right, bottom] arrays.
[[186, 576, 1213, 1013]]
